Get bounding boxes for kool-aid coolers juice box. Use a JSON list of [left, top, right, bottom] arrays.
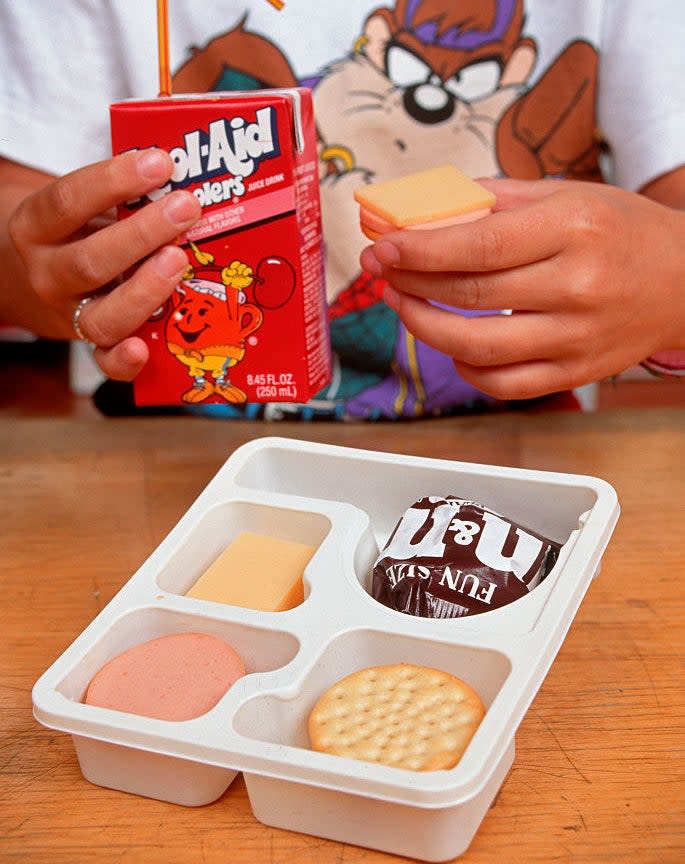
[[110, 89, 331, 407]]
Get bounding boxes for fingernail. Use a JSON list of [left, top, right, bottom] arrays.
[[153, 245, 188, 278], [383, 284, 401, 312], [360, 245, 382, 276], [137, 148, 170, 181], [374, 239, 400, 266], [164, 191, 200, 227]]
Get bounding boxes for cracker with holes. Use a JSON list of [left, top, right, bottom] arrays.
[[308, 663, 485, 771]]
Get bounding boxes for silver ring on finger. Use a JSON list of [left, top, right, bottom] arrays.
[[72, 295, 97, 345]]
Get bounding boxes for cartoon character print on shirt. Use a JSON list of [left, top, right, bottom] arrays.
[[159, 241, 294, 404], [172, 0, 600, 419]]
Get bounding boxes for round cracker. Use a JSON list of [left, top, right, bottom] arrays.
[[308, 663, 485, 771]]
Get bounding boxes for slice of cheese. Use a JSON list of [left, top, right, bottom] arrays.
[[185, 531, 315, 611], [354, 165, 495, 229]]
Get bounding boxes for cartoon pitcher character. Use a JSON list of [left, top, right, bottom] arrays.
[[165, 244, 263, 404]]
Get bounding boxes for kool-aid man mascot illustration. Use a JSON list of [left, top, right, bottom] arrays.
[[162, 241, 294, 404]]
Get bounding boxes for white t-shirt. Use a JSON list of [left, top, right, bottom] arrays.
[[2, 0, 684, 417]]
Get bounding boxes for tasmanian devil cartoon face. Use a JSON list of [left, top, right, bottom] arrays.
[[315, 0, 536, 184]]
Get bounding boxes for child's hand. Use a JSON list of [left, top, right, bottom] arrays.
[[360, 177, 685, 399], [7, 149, 201, 380]]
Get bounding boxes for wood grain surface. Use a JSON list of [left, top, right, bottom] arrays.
[[1, 411, 683, 863]]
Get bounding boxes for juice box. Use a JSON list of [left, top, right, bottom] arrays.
[[110, 89, 331, 407]]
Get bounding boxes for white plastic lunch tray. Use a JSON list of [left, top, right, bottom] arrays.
[[33, 437, 620, 862]]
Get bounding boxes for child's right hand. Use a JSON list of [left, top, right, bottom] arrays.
[[4, 149, 201, 380], [360, 176, 685, 400]]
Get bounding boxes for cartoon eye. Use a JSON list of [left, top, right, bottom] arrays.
[[386, 44, 432, 87], [178, 306, 188, 316], [443, 60, 501, 103], [198, 307, 208, 317]]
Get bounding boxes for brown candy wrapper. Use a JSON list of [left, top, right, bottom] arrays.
[[372, 496, 561, 618]]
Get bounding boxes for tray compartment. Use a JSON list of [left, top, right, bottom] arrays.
[[244, 738, 515, 862], [155, 499, 331, 608], [54, 606, 301, 705], [72, 735, 237, 807], [45, 606, 302, 806], [232, 627, 510, 752], [356, 514, 585, 635]]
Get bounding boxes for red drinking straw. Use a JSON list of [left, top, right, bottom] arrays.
[[157, 0, 171, 96], [157, 0, 283, 99]]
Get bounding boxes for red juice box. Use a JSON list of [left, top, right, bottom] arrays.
[[110, 89, 331, 407]]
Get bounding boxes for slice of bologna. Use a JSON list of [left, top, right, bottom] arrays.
[[84, 632, 245, 721]]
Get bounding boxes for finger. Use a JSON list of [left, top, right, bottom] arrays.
[[476, 176, 568, 210], [51, 190, 200, 294], [358, 177, 568, 276], [452, 357, 581, 401], [93, 337, 150, 382], [369, 190, 570, 273], [379, 258, 560, 313], [20, 149, 175, 243], [385, 288, 579, 368], [72, 244, 188, 347]]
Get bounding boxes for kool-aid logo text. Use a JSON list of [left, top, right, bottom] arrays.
[[140, 107, 280, 208]]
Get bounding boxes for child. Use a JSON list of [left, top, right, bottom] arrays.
[[1, 0, 683, 417]]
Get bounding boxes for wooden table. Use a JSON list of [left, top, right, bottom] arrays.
[[1, 410, 683, 863]]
